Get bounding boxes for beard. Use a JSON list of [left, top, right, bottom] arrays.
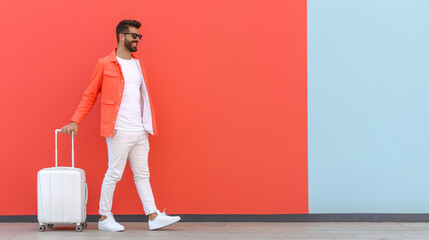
[[124, 38, 138, 52]]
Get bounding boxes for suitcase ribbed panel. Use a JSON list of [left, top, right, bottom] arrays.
[[37, 167, 86, 224]]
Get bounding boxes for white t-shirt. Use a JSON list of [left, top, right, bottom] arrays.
[[115, 56, 144, 131]]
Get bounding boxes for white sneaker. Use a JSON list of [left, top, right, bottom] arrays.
[[148, 209, 181, 230], [98, 213, 125, 232]]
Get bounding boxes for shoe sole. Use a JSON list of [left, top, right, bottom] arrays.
[[98, 226, 125, 232], [99, 229, 125, 232], [149, 218, 181, 231]]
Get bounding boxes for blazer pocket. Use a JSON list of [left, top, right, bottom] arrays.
[[102, 70, 119, 98], [101, 97, 116, 105], [104, 69, 120, 77], [103, 70, 119, 87], [101, 98, 115, 121]]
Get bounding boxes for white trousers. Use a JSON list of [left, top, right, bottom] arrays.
[[99, 130, 157, 216]]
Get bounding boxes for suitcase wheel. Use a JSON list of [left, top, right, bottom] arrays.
[[38, 225, 46, 232], [47, 224, 53, 228], [81, 222, 87, 229], [76, 225, 83, 232]]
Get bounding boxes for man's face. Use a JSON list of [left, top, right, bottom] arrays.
[[121, 26, 141, 52]]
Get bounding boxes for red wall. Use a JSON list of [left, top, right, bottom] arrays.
[[0, 0, 307, 215]]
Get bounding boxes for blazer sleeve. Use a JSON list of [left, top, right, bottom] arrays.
[[71, 59, 104, 124]]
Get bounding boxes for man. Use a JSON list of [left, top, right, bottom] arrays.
[[61, 20, 180, 232]]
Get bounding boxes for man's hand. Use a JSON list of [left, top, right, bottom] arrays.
[[61, 122, 79, 136]]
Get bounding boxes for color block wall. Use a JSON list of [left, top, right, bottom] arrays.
[[308, 0, 429, 213], [2, 0, 428, 217], [0, 0, 307, 215]]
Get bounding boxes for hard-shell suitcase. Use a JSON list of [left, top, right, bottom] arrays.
[[37, 129, 88, 232]]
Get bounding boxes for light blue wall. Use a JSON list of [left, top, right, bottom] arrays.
[[308, 0, 429, 213]]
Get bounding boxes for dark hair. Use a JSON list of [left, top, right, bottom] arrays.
[[116, 20, 141, 42]]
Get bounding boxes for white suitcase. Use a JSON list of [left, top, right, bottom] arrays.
[[37, 129, 88, 232]]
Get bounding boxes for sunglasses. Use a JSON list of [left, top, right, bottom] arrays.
[[121, 33, 142, 40]]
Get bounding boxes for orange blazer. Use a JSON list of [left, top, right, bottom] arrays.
[[71, 49, 158, 137]]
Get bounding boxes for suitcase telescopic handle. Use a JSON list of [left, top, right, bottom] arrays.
[[55, 129, 74, 168]]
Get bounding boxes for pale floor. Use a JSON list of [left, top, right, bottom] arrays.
[[2, 222, 429, 240]]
